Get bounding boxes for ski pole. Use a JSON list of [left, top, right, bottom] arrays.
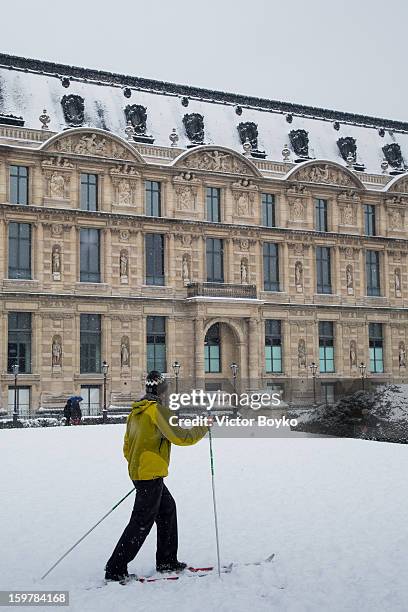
[[40, 488, 134, 580], [208, 418, 221, 578]]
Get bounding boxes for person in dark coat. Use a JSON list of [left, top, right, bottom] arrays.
[[71, 399, 82, 425], [63, 399, 72, 426]]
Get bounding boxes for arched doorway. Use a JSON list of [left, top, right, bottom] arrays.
[[203, 321, 243, 391]]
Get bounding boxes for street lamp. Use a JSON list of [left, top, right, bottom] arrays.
[[309, 362, 318, 406], [359, 362, 366, 391], [172, 361, 181, 394], [230, 362, 239, 415], [102, 361, 109, 423], [12, 362, 19, 426]]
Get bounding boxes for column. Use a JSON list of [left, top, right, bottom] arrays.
[[167, 233, 175, 287], [33, 312, 42, 375], [225, 238, 233, 283], [335, 321, 343, 376], [194, 317, 205, 388], [104, 228, 112, 287], [382, 249, 389, 299], [282, 242, 289, 293], [166, 316, 176, 374], [248, 318, 260, 389], [384, 322, 392, 376]]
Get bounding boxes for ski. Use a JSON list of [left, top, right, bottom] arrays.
[[87, 554, 277, 589]]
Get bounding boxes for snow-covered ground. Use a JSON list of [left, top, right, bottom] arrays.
[[1, 425, 408, 612]]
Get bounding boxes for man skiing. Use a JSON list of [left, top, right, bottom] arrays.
[[105, 371, 209, 582]]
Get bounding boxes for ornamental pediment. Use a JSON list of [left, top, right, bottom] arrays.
[[287, 161, 363, 189], [172, 146, 261, 177], [41, 129, 145, 164]]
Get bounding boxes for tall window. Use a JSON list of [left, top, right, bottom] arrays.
[[205, 323, 221, 373], [8, 312, 32, 373], [80, 173, 98, 211], [262, 193, 276, 227], [80, 314, 101, 373], [319, 321, 335, 373], [10, 165, 28, 205], [145, 234, 165, 285], [364, 204, 376, 236], [80, 228, 100, 282], [369, 323, 384, 373], [316, 246, 332, 294], [147, 316, 166, 372], [265, 320, 282, 373], [366, 250, 380, 296], [315, 199, 328, 232], [206, 238, 224, 282], [263, 243, 280, 291], [8, 222, 31, 279], [145, 181, 161, 216], [206, 187, 221, 222]]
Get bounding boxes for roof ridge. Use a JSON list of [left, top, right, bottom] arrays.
[[0, 52, 407, 132]]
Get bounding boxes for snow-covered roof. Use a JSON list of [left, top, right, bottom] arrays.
[[0, 53, 408, 176]]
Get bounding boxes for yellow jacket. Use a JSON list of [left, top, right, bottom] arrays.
[[123, 396, 208, 480]]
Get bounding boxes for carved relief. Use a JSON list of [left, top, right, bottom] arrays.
[[120, 336, 130, 368], [295, 261, 303, 293], [346, 264, 354, 295], [52, 132, 129, 159], [294, 163, 359, 187], [52, 335, 62, 367], [395, 267, 402, 297], [180, 149, 253, 175], [52, 245, 62, 280], [175, 185, 198, 211], [388, 178, 408, 194], [298, 339, 307, 368], [120, 249, 129, 284], [51, 224, 63, 237], [385, 196, 407, 230], [289, 197, 306, 222], [42, 156, 74, 169]]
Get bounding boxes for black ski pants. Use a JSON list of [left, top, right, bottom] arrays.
[[106, 478, 178, 573]]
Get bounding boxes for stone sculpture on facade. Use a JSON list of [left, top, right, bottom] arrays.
[[395, 268, 402, 296], [240, 259, 248, 284], [298, 339, 307, 368], [295, 261, 303, 292], [120, 250, 129, 284], [52, 245, 61, 280], [182, 254, 190, 285], [349, 340, 357, 368], [120, 336, 130, 368], [50, 173, 66, 199], [399, 341, 406, 368], [52, 335, 62, 367], [346, 264, 354, 294]]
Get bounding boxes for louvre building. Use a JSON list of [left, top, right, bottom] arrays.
[[0, 53, 407, 415]]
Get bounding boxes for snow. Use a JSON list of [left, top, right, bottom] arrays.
[[1, 425, 408, 611], [0, 65, 407, 175]]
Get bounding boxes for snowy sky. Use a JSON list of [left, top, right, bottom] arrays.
[[0, 0, 406, 122]]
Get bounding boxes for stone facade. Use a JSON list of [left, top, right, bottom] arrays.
[[0, 122, 407, 413]]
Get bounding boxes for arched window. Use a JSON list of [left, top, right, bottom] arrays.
[[205, 323, 221, 373]]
